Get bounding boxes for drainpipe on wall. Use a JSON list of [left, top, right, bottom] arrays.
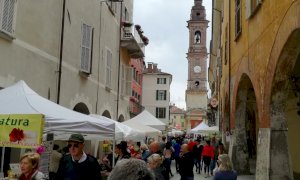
[[57, 0, 66, 104], [228, 0, 231, 130], [116, 1, 123, 121]]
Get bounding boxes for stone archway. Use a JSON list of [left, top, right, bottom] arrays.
[[231, 74, 258, 175], [73, 102, 90, 115], [102, 110, 111, 119], [118, 114, 125, 122], [269, 29, 300, 180]]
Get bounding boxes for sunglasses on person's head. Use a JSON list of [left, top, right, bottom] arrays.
[[68, 143, 79, 148]]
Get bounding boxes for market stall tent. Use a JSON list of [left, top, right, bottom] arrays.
[[125, 110, 166, 131], [206, 126, 219, 132], [122, 120, 162, 139], [0, 80, 115, 140], [90, 114, 145, 141], [190, 122, 209, 133]]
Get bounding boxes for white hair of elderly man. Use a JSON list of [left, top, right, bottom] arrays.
[[108, 158, 155, 180]]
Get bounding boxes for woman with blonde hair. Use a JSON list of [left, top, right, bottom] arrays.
[[147, 154, 166, 180], [213, 154, 237, 180], [19, 152, 45, 180]]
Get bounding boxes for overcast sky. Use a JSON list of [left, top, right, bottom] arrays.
[[133, 0, 212, 110]]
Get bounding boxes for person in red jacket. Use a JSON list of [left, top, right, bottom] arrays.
[[201, 140, 214, 178], [188, 139, 196, 152]]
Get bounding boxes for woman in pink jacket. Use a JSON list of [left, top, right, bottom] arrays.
[[201, 140, 214, 178]]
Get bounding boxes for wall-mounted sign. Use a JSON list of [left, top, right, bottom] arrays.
[[0, 114, 44, 148], [210, 97, 219, 108]]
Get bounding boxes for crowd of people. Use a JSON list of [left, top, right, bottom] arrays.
[[12, 133, 238, 180]]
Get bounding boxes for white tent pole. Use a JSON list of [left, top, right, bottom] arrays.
[[112, 135, 116, 168], [0, 147, 5, 173], [94, 140, 99, 158]]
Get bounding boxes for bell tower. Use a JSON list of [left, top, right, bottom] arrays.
[[186, 0, 208, 111]]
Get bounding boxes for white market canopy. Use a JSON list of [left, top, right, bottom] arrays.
[[122, 120, 162, 138], [206, 126, 219, 132], [0, 80, 115, 140], [90, 114, 145, 142], [190, 122, 209, 133], [126, 110, 166, 131]]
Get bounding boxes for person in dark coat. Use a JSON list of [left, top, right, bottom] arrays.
[[192, 139, 203, 174], [172, 138, 182, 172], [56, 134, 102, 180], [178, 144, 194, 180]]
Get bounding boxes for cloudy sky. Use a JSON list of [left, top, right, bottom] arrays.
[[133, 0, 212, 110]]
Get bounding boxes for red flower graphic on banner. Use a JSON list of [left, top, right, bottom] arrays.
[[9, 128, 25, 142]]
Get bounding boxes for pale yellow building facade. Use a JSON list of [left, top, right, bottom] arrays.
[[210, 0, 300, 179]]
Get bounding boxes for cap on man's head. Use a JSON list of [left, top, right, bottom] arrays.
[[68, 134, 84, 143]]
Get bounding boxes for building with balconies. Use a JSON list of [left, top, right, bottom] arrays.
[[129, 57, 145, 117], [121, 24, 147, 58], [0, 0, 147, 122]]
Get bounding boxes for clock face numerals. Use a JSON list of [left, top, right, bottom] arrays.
[[193, 65, 201, 73]]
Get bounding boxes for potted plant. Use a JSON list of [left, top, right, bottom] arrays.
[[135, 24, 141, 30], [141, 36, 149, 45]]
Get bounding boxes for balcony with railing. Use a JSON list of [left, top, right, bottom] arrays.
[[121, 23, 147, 58]]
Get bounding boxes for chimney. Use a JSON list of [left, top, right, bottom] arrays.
[[147, 62, 153, 72], [153, 63, 158, 72]]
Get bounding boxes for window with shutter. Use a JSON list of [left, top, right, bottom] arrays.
[[246, 0, 263, 19], [80, 23, 93, 74], [107, 1, 118, 15], [126, 66, 132, 96], [157, 78, 166, 84], [120, 64, 129, 96], [106, 49, 112, 88], [224, 25, 228, 65], [156, 90, 167, 100], [235, 0, 241, 39], [0, 0, 17, 39], [156, 107, 166, 118]]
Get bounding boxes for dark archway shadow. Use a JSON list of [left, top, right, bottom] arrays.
[[232, 74, 258, 175], [73, 102, 90, 115], [102, 110, 111, 119], [118, 114, 125, 122]]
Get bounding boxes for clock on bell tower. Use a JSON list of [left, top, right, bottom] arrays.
[[185, 0, 208, 110]]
